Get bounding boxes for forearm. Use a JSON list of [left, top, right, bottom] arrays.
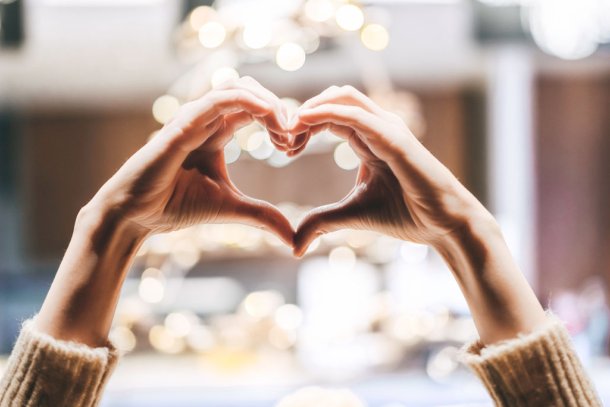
[[433, 208, 546, 345], [36, 201, 148, 347]]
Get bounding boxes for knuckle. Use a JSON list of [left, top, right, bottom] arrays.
[[341, 84, 357, 94]]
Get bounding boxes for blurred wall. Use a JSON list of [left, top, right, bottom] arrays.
[[20, 111, 156, 260], [536, 73, 610, 300]]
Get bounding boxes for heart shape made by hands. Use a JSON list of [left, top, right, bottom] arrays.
[[200, 83, 417, 258]]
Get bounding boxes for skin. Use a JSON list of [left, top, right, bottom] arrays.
[[288, 85, 546, 344], [36, 80, 546, 349], [36, 77, 294, 346]]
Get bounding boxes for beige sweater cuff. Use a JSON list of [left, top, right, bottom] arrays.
[[0, 319, 119, 407], [461, 315, 601, 407]]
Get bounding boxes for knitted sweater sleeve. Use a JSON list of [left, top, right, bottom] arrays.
[[461, 315, 602, 407], [0, 319, 118, 407]]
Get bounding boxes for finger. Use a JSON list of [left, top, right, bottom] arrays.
[[217, 77, 289, 145], [306, 123, 376, 161], [268, 133, 290, 152], [159, 89, 273, 154], [257, 120, 290, 148], [201, 111, 255, 151], [288, 85, 389, 138], [307, 122, 353, 140], [232, 195, 295, 246], [297, 104, 379, 134], [291, 131, 309, 149], [145, 89, 274, 177], [300, 85, 381, 115], [294, 193, 362, 257], [286, 141, 307, 157]]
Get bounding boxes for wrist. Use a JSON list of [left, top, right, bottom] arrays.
[[76, 198, 150, 246], [36, 201, 149, 347], [432, 207, 501, 279], [433, 208, 546, 344]]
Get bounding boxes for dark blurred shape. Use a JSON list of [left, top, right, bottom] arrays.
[[0, 0, 24, 48], [183, 0, 214, 19], [473, 1, 528, 44], [0, 111, 22, 268]]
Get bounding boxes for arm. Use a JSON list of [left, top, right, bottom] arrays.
[[289, 85, 545, 344], [0, 77, 293, 407], [289, 85, 601, 405]]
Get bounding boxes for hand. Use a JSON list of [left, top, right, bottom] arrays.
[[90, 77, 293, 244], [288, 85, 546, 344], [288, 85, 490, 257], [36, 77, 295, 347]]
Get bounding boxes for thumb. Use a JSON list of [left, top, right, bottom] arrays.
[[232, 195, 295, 247], [294, 194, 362, 257]]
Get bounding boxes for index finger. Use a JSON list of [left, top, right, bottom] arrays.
[[161, 88, 273, 153]]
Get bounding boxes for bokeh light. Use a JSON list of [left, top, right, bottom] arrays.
[[189, 6, 216, 31], [224, 138, 242, 164], [211, 67, 240, 88], [529, 0, 599, 60], [198, 21, 227, 48], [304, 0, 335, 23], [139, 275, 165, 304], [334, 142, 360, 170], [336, 4, 365, 32], [361, 24, 390, 51], [276, 42, 307, 71], [328, 246, 357, 270], [242, 21, 273, 49], [152, 95, 180, 124]]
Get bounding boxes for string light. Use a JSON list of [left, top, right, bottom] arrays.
[[171, 238, 200, 269], [211, 67, 240, 89], [528, 0, 599, 60], [198, 21, 226, 48], [242, 21, 273, 49], [276, 42, 307, 71], [334, 142, 360, 170], [274, 304, 304, 330], [189, 6, 216, 31], [186, 325, 216, 352], [149, 325, 186, 354], [139, 276, 165, 304], [361, 23, 390, 51], [336, 4, 364, 31], [152, 95, 180, 124], [245, 130, 266, 152], [304, 0, 335, 22], [249, 134, 275, 160], [165, 312, 195, 338], [328, 246, 357, 270], [243, 290, 285, 319], [224, 138, 241, 164], [268, 326, 297, 350], [109, 326, 137, 352]]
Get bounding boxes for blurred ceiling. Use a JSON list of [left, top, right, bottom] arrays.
[[0, 0, 608, 109]]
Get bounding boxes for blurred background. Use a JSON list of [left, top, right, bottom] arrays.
[[1, 0, 610, 405]]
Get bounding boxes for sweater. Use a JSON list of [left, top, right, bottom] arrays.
[[0, 316, 602, 407]]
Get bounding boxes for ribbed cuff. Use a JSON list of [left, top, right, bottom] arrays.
[[0, 319, 119, 407], [461, 315, 601, 407]]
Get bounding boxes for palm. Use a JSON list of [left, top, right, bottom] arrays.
[[108, 116, 293, 244], [295, 156, 433, 255], [155, 149, 234, 231], [341, 162, 418, 240]]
